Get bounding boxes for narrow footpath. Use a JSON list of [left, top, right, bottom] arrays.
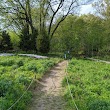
[[87, 58, 110, 64], [28, 61, 67, 110]]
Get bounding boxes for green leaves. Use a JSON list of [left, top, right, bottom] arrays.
[[88, 100, 110, 110], [0, 56, 60, 109], [63, 59, 110, 110]]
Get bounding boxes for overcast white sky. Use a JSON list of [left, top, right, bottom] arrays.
[[80, 0, 96, 15], [80, 4, 94, 14]]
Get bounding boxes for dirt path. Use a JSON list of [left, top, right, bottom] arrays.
[[87, 58, 110, 64], [28, 61, 67, 110], [0, 53, 47, 59]]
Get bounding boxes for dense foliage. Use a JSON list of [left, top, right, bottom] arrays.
[[0, 31, 12, 51], [51, 14, 110, 57], [63, 59, 110, 110], [0, 0, 85, 53], [0, 56, 60, 110], [0, 0, 109, 55]]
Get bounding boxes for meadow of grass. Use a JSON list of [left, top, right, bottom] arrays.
[[63, 58, 110, 110], [0, 56, 61, 110]]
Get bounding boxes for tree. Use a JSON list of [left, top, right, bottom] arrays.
[[50, 15, 85, 55], [50, 14, 105, 57], [37, 0, 92, 53], [0, 0, 38, 51], [82, 14, 105, 56], [0, 0, 92, 53], [36, 0, 80, 53], [9, 31, 20, 50], [0, 31, 12, 51], [93, 0, 110, 54]]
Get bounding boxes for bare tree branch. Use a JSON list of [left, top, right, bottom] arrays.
[[48, 0, 64, 36]]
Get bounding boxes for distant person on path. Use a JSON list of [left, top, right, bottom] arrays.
[[64, 50, 70, 60]]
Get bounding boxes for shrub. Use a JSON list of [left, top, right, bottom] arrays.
[[88, 100, 110, 110], [26, 64, 37, 72], [0, 60, 15, 66], [17, 60, 24, 67]]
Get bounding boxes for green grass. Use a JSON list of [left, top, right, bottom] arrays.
[[63, 58, 110, 110], [0, 56, 61, 110]]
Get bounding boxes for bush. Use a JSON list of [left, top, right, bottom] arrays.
[[26, 64, 37, 72], [88, 100, 110, 110], [0, 60, 15, 66], [17, 60, 24, 67]]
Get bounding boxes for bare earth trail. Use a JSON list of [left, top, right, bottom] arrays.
[[28, 61, 68, 110]]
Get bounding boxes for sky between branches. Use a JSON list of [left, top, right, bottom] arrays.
[[80, 0, 96, 15]]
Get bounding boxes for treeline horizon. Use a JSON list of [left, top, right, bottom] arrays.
[[51, 14, 110, 57], [0, 0, 110, 57]]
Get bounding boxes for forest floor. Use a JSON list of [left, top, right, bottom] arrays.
[[28, 61, 68, 110]]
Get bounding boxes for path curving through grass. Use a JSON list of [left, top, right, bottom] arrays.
[[28, 61, 68, 110]]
